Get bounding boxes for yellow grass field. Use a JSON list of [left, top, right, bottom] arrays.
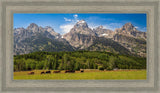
[[13, 69, 146, 80]]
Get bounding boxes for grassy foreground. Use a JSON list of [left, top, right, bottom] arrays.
[[14, 69, 146, 80]]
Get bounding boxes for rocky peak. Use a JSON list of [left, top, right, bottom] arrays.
[[74, 20, 88, 28], [27, 23, 39, 32], [15, 27, 25, 31], [28, 23, 38, 28], [122, 23, 136, 31], [44, 26, 60, 38], [63, 20, 96, 48], [45, 26, 52, 29], [93, 25, 114, 38], [96, 25, 104, 30], [66, 19, 95, 36], [44, 26, 54, 32], [115, 23, 146, 39], [14, 27, 26, 35], [77, 20, 86, 24], [98, 25, 103, 29]]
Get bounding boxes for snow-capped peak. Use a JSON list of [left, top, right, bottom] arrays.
[[99, 25, 103, 29], [77, 20, 86, 24], [74, 20, 88, 28]]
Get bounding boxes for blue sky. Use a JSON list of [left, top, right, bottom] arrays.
[[14, 13, 147, 35]]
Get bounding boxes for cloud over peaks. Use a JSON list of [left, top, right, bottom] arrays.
[[60, 14, 79, 34]]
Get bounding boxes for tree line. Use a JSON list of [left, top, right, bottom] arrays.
[[14, 51, 146, 71]]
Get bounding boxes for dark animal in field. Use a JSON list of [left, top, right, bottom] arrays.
[[80, 70, 84, 72], [53, 70, 61, 73], [46, 71, 51, 74], [65, 70, 69, 73], [28, 72, 34, 75], [65, 70, 75, 73], [65, 70, 70, 73], [41, 71, 45, 74]]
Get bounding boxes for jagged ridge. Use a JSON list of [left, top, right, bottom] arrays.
[[14, 20, 146, 57]]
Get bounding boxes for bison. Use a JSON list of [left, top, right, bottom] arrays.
[[80, 70, 84, 73], [65, 70, 70, 73], [41, 71, 45, 74], [65, 70, 75, 73], [46, 71, 51, 74], [28, 72, 34, 75], [53, 70, 61, 73]]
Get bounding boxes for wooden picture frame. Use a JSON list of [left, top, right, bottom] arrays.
[[0, 0, 159, 93]]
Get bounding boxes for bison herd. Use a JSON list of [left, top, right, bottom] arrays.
[[28, 70, 84, 75], [65, 70, 75, 73]]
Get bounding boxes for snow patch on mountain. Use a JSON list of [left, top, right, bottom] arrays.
[[102, 33, 108, 36], [77, 20, 86, 24]]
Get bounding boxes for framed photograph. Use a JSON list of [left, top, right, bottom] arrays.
[[0, 0, 160, 93]]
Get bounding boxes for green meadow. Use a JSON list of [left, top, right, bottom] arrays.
[[14, 69, 146, 80], [14, 51, 146, 80]]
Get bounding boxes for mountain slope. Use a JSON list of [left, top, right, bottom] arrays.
[[113, 34, 146, 57], [86, 37, 131, 55], [14, 23, 73, 55]]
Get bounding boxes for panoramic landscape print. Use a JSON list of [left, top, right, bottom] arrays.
[[13, 13, 147, 80]]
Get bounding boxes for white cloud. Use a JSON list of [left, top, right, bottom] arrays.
[[74, 14, 78, 19], [60, 24, 74, 34], [88, 24, 99, 30], [73, 14, 79, 22], [138, 27, 147, 32], [64, 17, 72, 22], [104, 23, 123, 31], [135, 26, 138, 29], [60, 14, 79, 34], [133, 26, 146, 32]]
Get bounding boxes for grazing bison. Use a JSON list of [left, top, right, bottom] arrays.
[[46, 71, 51, 74], [41, 71, 45, 74], [80, 70, 84, 72], [65, 70, 75, 73], [53, 70, 61, 73], [65, 70, 70, 73], [28, 72, 34, 75]]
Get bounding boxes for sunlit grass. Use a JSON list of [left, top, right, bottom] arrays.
[[14, 69, 146, 80]]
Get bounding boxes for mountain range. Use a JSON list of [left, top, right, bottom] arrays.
[[14, 20, 146, 57]]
